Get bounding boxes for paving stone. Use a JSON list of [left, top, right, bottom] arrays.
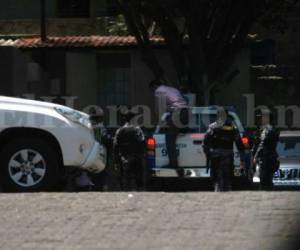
[[0, 192, 299, 250]]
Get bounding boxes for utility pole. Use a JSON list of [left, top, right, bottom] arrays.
[[40, 0, 46, 42]]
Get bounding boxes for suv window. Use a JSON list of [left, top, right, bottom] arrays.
[[277, 136, 300, 157]]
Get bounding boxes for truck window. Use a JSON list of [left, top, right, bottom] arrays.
[[199, 114, 216, 133], [157, 112, 238, 134]]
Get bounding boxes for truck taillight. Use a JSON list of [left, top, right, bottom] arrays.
[[242, 137, 249, 146], [146, 137, 156, 168], [190, 134, 204, 140], [147, 138, 156, 150]]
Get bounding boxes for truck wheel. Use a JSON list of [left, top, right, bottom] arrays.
[[0, 137, 62, 192]]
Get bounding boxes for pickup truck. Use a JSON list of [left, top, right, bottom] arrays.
[[0, 96, 106, 192], [146, 107, 251, 188]]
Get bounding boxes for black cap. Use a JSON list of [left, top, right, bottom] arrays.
[[255, 108, 275, 125], [123, 110, 139, 121], [89, 107, 104, 118], [255, 108, 271, 117]]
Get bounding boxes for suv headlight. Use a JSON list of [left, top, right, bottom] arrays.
[[54, 107, 92, 129]]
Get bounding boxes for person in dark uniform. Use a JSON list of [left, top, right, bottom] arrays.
[[113, 110, 146, 191], [252, 109, 279, 190], [203, 107, 246, 192]]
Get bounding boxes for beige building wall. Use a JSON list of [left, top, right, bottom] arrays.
[[62, 48, 250, 126], [214, 49, 251, 123], [11, 48, 28, 97], [131, 49, 181, 108], [66, 52, 97, 110]]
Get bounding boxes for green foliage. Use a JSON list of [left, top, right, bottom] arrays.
[[117, 0, 299, 103], [107, 15, 129, 35]]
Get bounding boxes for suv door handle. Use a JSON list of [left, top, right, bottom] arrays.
[[193, 140, 202, 145]]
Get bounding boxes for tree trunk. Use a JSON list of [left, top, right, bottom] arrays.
[[189, 68, 203, 105], [119, 0, 165, 79]]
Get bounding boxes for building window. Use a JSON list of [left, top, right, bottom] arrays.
[[97, 53, 131, 106], [57, 0, 90, 18], [94, 0, 120, 17], [251, 39, 276, 66]]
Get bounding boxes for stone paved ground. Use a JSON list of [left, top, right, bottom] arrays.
[[0, 192, 299, 250]]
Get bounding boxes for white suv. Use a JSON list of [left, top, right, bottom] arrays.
[[0, 96, 106, 192]]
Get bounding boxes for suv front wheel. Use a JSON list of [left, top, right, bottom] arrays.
[[0, 137, 62, 192]]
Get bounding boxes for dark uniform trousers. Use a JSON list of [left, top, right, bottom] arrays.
[[119, 155, 144, 191], [259, 157, 279, 190], [252, 125, 279, 190], [211, 154, 234, 192], [114, 123, 145, 191]]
